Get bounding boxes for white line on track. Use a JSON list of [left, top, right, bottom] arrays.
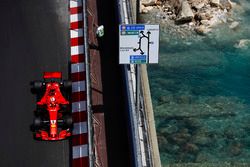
[[72, 81, 86, 92], [70, 14, 83, 22], [71, 45, 84, 55], [72, 144, 88, 159], [70, 1, 82, 8], [70, 29, 83, 38], [72, 101, 87, 113], [73, 121, 88, 135], [71, 62, 85, 73]]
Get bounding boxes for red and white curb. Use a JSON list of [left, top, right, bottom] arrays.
[[70, 0, 89, 166]]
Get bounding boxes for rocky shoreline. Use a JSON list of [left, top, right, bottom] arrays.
[[140, 0, 240, 35]]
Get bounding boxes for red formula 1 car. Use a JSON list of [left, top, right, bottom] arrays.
[[31, 72, 72, 141]]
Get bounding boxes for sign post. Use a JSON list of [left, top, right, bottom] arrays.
[[119, 24, 159, 115]]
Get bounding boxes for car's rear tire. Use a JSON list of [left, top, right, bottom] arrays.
[[62, 80, 71, 90], [64, 115, 73, 128]]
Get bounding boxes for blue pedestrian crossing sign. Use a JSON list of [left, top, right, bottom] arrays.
[[119, 24, 159, 64]]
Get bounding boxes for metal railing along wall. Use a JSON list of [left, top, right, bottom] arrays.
[[118, 0, 152, 166], [117, 0, 162, 167]]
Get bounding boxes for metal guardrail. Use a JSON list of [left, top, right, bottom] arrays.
[[118, 0, 154, 167], [118, 0, 162, 166], [82, 0, 94, 166], [118, 1, 143, 166]]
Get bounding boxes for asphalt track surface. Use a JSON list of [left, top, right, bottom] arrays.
[[0, 0, 70, 167]]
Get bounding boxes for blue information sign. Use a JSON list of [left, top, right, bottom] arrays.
[[120, 25, 145, 31], [130, 55, 147, 64]]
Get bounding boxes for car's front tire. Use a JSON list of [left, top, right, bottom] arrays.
[[33, 117, 42, 129], [32, 81, 43, 89], [31, 81, 45, 94]]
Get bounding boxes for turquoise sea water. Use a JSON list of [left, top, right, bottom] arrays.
[[141, 1, 250, 165]]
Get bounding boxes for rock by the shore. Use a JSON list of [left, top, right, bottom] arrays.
[[220, 0, 234, 10], [210, 0, 220, 7], [176, 0, 194, 24], [192, 1, 206, 10], [141, 5, 155, 13], [234, 39, 250, 49], [141, 0, 156, 6], [195, 25, 211, 35], [229, 21, 239, 29], [140, 0, 237, 35]]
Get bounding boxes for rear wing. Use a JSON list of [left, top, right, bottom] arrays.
[[43, 72, 62, 79]]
